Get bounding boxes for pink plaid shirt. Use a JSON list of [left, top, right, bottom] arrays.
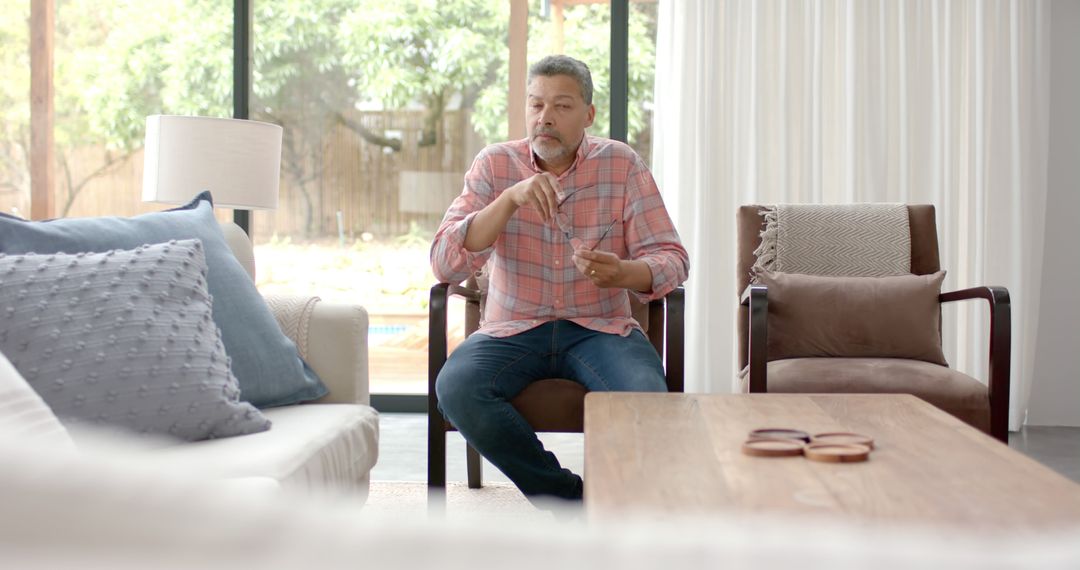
[[431, 135, 689, 338]]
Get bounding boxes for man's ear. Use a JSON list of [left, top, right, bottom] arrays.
[[585, 104, 596, 128]]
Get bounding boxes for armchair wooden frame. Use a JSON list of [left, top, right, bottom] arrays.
[[427, 281, 685, 500]]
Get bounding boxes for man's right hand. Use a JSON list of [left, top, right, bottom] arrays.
[[464, 173, 562, 252], [503, 172, 562, 222]]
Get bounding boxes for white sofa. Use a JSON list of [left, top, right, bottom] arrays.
[[104, 223, 379, 496], [4, 425, 1080, 570]]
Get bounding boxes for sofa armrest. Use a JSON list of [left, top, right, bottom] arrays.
[[264, 294, 370, 406]]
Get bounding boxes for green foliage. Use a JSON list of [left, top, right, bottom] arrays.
[[395, 219, 432, 247], [0, 0, 30, 125], [470, 1, 657, 145], [1, 0, 656, 202], [0, 0, 31, 195], [339, 0, 508, 110], [57, 0, 232, 151]]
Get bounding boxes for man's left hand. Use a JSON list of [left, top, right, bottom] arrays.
[[572, 248, 623, 288]]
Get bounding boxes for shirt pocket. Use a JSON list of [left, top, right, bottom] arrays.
[[572, 202, 623, 255]]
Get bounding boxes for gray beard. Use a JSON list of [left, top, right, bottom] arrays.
[[531, 139, 570, 163]]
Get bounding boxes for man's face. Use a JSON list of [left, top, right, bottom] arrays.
[[526, 74, 596, 166]]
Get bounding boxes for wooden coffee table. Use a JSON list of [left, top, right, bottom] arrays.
[[584, 393, 1080, 528]]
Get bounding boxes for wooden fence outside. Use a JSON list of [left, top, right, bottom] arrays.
[[1, 109, 484, 242]]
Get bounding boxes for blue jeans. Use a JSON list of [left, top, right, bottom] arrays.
[[435, 320, 667, 502]]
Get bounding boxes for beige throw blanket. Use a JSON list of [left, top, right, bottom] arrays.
[[751, 203, 911, 280]]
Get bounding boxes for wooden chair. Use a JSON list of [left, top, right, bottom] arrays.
[[737, 204, 1011, 442], [427, 278, 684, 498]]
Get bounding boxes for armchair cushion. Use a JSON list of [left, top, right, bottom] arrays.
[[759, 270, 948, 366], [511, 379, 588, 433], [742, 357, 990, 434]]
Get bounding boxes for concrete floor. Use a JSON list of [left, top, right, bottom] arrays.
[[371, 413, 584, 484], [1008, 425, 1080, 483], [371, 413, 1080, 485]]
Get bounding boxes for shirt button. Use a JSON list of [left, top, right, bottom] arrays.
[[555, 259, 560, 265]]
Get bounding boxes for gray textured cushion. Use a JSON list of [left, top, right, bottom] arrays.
[[0, 192, 326, 408], [0, 240, 271, 441]]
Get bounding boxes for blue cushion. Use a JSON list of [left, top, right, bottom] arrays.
[[0, 192, 327, 408]]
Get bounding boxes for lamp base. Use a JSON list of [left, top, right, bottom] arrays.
[[233, 209, 250, 235]]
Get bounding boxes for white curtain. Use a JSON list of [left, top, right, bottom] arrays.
[[653, 0, 1050, 431]]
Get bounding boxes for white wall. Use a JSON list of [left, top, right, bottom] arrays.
[[1027, 0, 1080, 426]]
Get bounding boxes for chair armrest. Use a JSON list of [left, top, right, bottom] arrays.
[[939, 286, 1011, 441], [741, 284, 769, 392], [661, 287, 685, 393], [264, 294, 370, 406], [428, 284, 452, 413], [427, 283, 481, 398]]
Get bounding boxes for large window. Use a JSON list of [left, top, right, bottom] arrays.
[[6, 0, 657, 402], [530, 0, 657, 160], [248, 0, 510, 395], [0, 0, 31, 216], [54, 0, 233, 219], [249, 0, 658, 397], [2, 0, 231, 221], [629, 0, 658, 165]]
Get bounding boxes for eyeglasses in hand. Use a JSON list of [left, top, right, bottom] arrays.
[[554, 186, 618, 251]]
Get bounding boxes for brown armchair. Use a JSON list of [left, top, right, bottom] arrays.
[[737, 205, 1011, 442], [428, 277, 684, 497]]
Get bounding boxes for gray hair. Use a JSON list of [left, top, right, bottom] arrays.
[[528, 55, 594, 105]]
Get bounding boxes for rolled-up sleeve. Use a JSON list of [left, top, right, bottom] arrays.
[[622, 158, 690, 302], [430, 153, 497, 284]]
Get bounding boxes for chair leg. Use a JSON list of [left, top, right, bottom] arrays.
[[466, 444, 483, 489], [428, 421, 447, 509]]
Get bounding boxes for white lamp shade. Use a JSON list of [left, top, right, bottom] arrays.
[[142, 115, 282, 210]]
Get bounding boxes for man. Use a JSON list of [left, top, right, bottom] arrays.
[[430, 55, 689, 502]]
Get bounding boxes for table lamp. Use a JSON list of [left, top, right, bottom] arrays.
[[142, 115, 283, 234]]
